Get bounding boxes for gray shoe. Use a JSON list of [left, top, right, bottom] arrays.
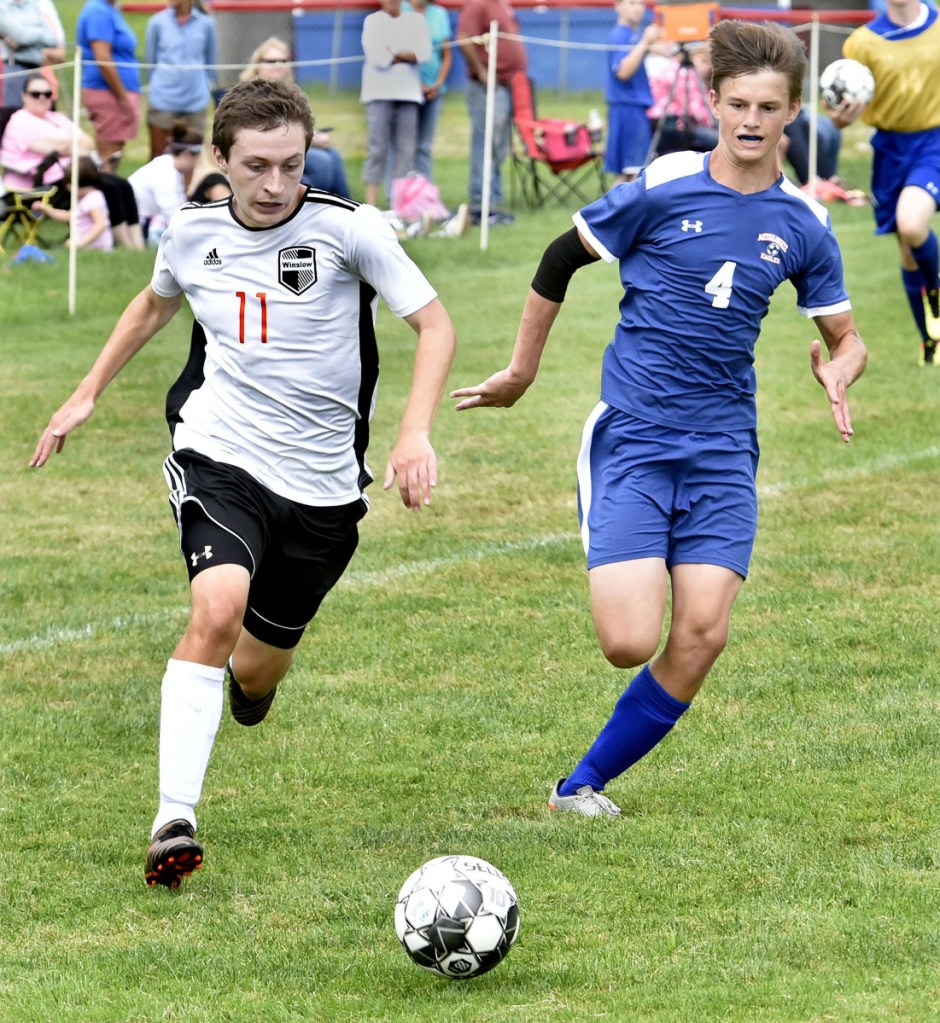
[[548, 778, 621, 818]]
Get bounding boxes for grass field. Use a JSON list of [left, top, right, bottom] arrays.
[[2, 32, 939, 1023]]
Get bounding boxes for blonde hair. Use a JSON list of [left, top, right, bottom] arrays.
[[240, 36, 293, 83]]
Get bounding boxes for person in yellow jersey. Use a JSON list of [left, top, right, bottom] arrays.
[[831, 0, 940, 364]]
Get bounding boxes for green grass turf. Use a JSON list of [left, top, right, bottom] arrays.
[[1, 40, 938, 1023]]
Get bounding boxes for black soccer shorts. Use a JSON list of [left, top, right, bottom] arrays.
[[163, 448, 367, 649]]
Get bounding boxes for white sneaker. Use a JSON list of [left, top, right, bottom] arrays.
[[430, 203, 470, 239], [548, 778, 621, 818]]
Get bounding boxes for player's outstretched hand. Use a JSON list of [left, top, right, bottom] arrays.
[[384, 431, 438, 511], [451, 367, 530, 411], [29, 390, 97, 468], [809, 339, 854, 444]]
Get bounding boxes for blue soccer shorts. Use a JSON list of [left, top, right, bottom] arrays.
[[163, 448, 367, 649], [870, 127, 940, 235], [576, 403, 760, 578]]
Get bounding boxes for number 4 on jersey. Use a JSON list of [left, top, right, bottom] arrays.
[[704, 261, 736, 309]]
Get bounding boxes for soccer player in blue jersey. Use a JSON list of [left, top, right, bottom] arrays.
[[31, 78, 457, 882], [452, 19, 867, 818], [832, 0, 940, 364]]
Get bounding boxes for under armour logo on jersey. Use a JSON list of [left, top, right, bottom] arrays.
[[190, 545, 213, 566], [203, 247, 222, 266], [279, 246, 317, 295], [681, 219, 703, 233]]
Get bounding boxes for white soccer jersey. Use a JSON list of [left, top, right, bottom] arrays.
[[151, 189, 438, 506]]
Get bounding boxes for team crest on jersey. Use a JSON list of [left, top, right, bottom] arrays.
[[278, 246, 317, 294], [758, 232, 788, 266]]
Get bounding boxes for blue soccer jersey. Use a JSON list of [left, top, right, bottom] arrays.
[[573, 151, 851, 433]]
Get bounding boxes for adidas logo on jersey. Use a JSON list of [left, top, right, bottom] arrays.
[[203, 247, 222, 266]]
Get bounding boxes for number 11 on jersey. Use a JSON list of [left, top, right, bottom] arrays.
[[237, 291, 269, 343]]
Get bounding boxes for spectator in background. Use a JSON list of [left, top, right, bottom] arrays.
[[779, 108, 864, 206], [36, 0, 66, 97], [1, 72, 143, 246], [404, 0, 452, 182], [647, 42, 717, 157], [76, 0, 141, 171], [0, 0, 59, 107], [129, 122, 203, 243], [144, 0, 217, 161], [605, 0, 662, 182], [1, 71, 91, 189], [187, 137, 231, 203], [457, 0, 526, 225], [32, 154, 114, 250], [360, 0, 430, 208], [241, 36, 351, 198]]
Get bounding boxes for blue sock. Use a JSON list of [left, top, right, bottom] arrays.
[[902, 267, 930, 342], [560, 665, 690, 795], [911, 230, 939, 294]]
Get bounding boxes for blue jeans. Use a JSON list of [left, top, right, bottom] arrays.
[[467, 78, 512, 207], [415, 94, 444, 181], [302, 146, 350, 198], [363, 99, 419, 189]]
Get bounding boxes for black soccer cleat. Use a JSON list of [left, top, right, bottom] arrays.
[[145, 819, 203, 889], [920, 340, 937, 366], [228, 666, 278, 726]]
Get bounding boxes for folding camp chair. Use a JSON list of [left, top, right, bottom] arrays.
[[0, 182, 59, 255], [509, 73, 606, 210]]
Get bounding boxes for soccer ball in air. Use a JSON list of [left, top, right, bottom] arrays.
[[819, 58, 875, 110], [394, 855, 521, 979]]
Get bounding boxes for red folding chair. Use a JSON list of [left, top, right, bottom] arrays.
[[509, 73, 606, 210]]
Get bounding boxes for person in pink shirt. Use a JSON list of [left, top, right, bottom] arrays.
[[647, 42, 717, 157], [0, 72, 93, 190]]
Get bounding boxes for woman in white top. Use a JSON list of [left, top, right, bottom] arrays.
[[129, 122, 203, 243], [360, 0, 431, 207]]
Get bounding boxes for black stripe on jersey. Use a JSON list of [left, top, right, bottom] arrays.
[[355, 282, 379, 492], [166, 321, 208, 435], [301, 188, 361, 213]]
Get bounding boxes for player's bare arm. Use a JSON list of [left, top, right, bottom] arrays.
[[384, 297, 457, 511], [810, 310, 868, 444], [30, 287, 183, 468], [452, 228, 599, 411]]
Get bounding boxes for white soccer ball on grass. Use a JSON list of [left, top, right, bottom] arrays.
[[394, 854, 521, 978]]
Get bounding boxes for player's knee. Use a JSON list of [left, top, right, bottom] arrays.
[[895, 216, 928, 251], [672, 618, 729, 669], [188, 592, 246, 656], [597, 631, 659, 669]]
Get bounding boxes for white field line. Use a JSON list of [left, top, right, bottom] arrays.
[[4, 446, 938, 656]]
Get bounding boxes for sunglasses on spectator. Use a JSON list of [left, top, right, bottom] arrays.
[[27, 90, 54, 98], [260, 57, 288, 63]]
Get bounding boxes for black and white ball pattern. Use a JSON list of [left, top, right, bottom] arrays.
[[819, 58, 875, 109], [394, 855, 521, 978]]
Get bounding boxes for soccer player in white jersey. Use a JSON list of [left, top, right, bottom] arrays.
[[452, 20, 867, 818], [30, 78, 457, 885]]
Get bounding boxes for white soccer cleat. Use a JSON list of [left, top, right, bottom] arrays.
[[548, 778, 621, 819]]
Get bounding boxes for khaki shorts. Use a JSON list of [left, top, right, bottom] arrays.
[[146, 107, 207, 133]]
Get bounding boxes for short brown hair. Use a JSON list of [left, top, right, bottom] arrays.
[[212, 78, 314, 159], [709, 20, 807, 103]]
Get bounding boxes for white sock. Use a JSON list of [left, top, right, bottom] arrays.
[[152, 658, 225, 837]]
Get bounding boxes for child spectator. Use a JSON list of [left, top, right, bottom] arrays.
[[605, 0, 662, 182], [32, 154, 114, 250]]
